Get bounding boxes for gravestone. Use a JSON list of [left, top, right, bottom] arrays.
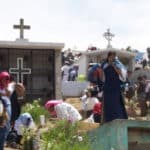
[[0, 19, 64, 101], [89, 119, 150, 150]]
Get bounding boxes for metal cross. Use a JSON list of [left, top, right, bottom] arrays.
[[9, 57, 31, 83], [13, 18, 30, 39], [103, 28, 115, 48]]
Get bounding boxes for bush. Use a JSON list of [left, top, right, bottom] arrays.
[[77, 74, 86, 82], [22, 99, 92, 150], [21, 98, 49, 126], [40, 120, 91, 150]]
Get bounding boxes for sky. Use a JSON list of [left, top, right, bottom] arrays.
[[0, 0, 150, 52]]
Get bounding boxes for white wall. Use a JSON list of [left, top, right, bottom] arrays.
[[78, 55, 87, 76], [61, 81, 89, 97]]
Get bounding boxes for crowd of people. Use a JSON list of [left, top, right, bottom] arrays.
[[45, 88, 102, 125], [0, 51, 149, 150], [61, 61, 79, 82], [61, 49, 81, 82], [48, 51, 129, 124], [86, 51, 150, 122], [60, 50, 150, 124], [0, 71, 25, 150]]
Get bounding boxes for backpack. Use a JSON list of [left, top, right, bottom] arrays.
[[88, 64, 104, 91], [87, 64, 100, 83]]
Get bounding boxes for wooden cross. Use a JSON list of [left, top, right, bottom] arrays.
[[9, 57, 31, 83], [13, 18, 30, 39]]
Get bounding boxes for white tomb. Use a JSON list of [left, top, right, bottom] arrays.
[[78, 48, 136, 77]]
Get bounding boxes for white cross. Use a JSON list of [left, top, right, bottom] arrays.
[[103, 28, 115, 48], [9, 57, 31, 83]]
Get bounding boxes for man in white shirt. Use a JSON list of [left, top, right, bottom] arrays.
[[61, 61, 70, 81]]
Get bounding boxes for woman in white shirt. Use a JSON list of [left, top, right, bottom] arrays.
[[45, 100, 82, 123]]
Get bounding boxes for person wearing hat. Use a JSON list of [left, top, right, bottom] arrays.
[[9, 112, 36, 147], [45, 100, 82, 123], [0, 71, 14, 150], [0, 72, 15, 138], [14, 113, 35, 136]]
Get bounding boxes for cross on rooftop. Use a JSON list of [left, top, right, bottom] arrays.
[[13, 18, 30, 39], [9, 57, 31, 83], [103, 28, 115, 48]]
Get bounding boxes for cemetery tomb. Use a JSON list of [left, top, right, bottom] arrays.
[[0, 40, 64, 101], [89, 119, 150, 150]]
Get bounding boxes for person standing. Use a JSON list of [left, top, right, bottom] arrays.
[[10, 81, 25, 125], [61, 61, 70, 81], [0, 71, 14, 139], [0, 97, 8, 150], [137, 76, 148, 116], [101, 51, 128, 123]]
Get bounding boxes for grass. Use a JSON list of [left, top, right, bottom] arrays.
[[21, 99, 92, 150], [40, 120, 91, 150], [21, 98, 49, 126]]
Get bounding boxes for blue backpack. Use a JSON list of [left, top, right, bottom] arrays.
[[87, 64, 99, 83]]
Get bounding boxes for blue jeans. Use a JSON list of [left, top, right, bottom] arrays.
[[5, 103, 11, 139], [0, 127, 7, 150]]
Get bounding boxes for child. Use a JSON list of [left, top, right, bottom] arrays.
[[81, 86, 99, 118], [93, 102, 102, 123], [87, 102, 102, 123]]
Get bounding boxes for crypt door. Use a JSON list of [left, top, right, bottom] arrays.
[[0, 48, 55, 101]]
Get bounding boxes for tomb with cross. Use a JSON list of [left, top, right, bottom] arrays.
[[77, 29, 136, 78], [0, 18, 64, 100]]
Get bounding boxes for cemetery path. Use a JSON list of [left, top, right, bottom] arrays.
[[65, 97, 82, 111]]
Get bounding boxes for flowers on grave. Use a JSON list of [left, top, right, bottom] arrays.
[[21, 99, 49, 126]]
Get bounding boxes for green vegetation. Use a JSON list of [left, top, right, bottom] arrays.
[[21, 99, 49, 126], [77, 74, 86, 82], [40, 120, 91, 150], [21, 99, 92, 150]]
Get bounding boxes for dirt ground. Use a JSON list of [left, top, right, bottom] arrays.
[[4, 97, 149, 150], [65, 97, 82, 111], [4, 97, 99, 150]]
